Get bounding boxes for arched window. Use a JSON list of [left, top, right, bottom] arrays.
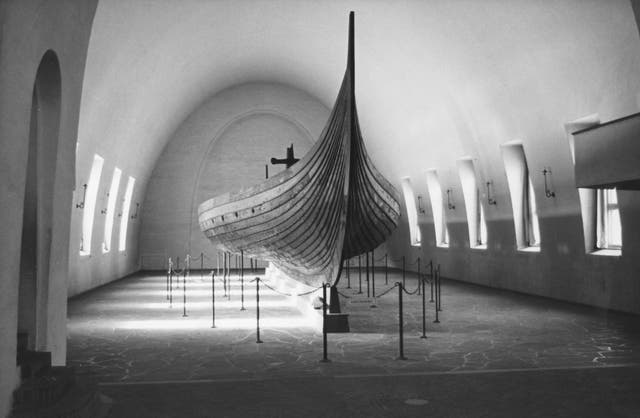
[[103, 167, 122, 253], [457, 158, 488, 248], [501, 142, 540, 251], [400, 177, 421, 246], [80, 154, 104, 255], [426, 170, 449, 248], [119, 176, 136, 251]]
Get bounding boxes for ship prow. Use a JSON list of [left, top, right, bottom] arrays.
[[198, 12, 401, 288]]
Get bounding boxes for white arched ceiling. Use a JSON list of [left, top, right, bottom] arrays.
[[77, 0, 640, 222]]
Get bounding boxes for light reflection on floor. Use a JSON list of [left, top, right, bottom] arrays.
[[67, 270, 640, 384]]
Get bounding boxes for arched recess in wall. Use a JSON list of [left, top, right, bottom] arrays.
[[189, 110, 315, 251], [18, 50, 61, 352]]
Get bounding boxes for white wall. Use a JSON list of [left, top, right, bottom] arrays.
[[0, 1, 98, 415], [139, 82, 329, 268]]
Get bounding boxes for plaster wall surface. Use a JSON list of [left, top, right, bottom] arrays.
[[139, 83, 329, 267], [0, 1, 98, 416], [388, 196, 640, 314]]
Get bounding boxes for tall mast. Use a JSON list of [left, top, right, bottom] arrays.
[[348, 11, 355, 101]]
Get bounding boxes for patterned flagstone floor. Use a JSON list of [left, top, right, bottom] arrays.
[[66, 269, 640, 417]]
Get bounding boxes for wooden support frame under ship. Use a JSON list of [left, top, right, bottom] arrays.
[[198, 12, 401, 329]]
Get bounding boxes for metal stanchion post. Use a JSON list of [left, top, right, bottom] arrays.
[[217, 252, 220, 277], [255, 278, 263, 343], [402, 255, 406, 287], [421, 273, 427, 339], [385, 253, 388, 285], [429, 260, 434, 303], [169, 269, 173, 307], [200, 252, 204, 281], [228, 252, 231, 301], [417, 257, 421, 295], [346, 258, 351, 289], [358, 255, 363, 294], [437, 265, 442, 312], [320, 283, 330, 363], [366, 251, 370, 298], [166, 258, 171, 300], [434, 267, 440, 323], [241, 250, 245, 311], [371, 252, 376, 299], [176, 257, 180, 289], [397, 282, 407, 360], [211, 271, 216, 328], [223, 252, 227, 297], [183, 268, 188, 317]]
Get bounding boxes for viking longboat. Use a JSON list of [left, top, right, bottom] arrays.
[[198, 12, 401, 294]]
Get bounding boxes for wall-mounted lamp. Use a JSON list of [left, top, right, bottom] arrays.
[[417, 195, 425, 213], [130, 202, 140, 219], [542, 167, 556, 198], [486, 181, 497, 205], [76, 184, 87, 209], [446, 189, 456, 210]]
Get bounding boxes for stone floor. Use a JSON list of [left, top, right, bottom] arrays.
[[67, 269, 640, 417]]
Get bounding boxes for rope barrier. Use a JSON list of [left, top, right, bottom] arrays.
[[296, 286, 324, 296], [375, 284, 398, 299], [259, 281, 293, 297], [336, 290, 351, 299], [402, 282, 421, 295]]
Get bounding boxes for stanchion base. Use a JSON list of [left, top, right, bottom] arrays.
[[183, 314, 188, 317], [211, 325, 216, 329], [240, 307, 246, 311], [319, 358, 332, 363], [420, 335, 427, 339], [370, 304, 377, 308], [396, 356, 408, 361], [433, 319, 440, 323], [357, 291, 363, 294], [256, 340, 263, 344]]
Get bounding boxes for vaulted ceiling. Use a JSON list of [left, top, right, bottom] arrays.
[[78, 0, 640, 220]]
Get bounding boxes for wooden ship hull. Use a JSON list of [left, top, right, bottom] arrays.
[[198, 12, 401, 288]]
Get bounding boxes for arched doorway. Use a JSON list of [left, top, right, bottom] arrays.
[[17, 50, 61, 355]]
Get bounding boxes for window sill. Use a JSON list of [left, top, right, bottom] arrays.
[[590, 248, 621, 257], [471, 244, 487, 250], [79, 251, 91, 257], [436, 243, 449, 249], [518, 246, 540, 253]]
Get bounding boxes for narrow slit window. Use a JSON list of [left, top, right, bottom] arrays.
[[457, 158, 488, 249], [119, 176, 135, 252], [596, 188, 621, 250], [526, 178, 540, 247], [426, 170, 449, 248], [400, 177, 421, 246], [102, 167, 122, 253], [479, 199, 488, 246], [80, 154, 104, 255], [501, 142, 540, 251]]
